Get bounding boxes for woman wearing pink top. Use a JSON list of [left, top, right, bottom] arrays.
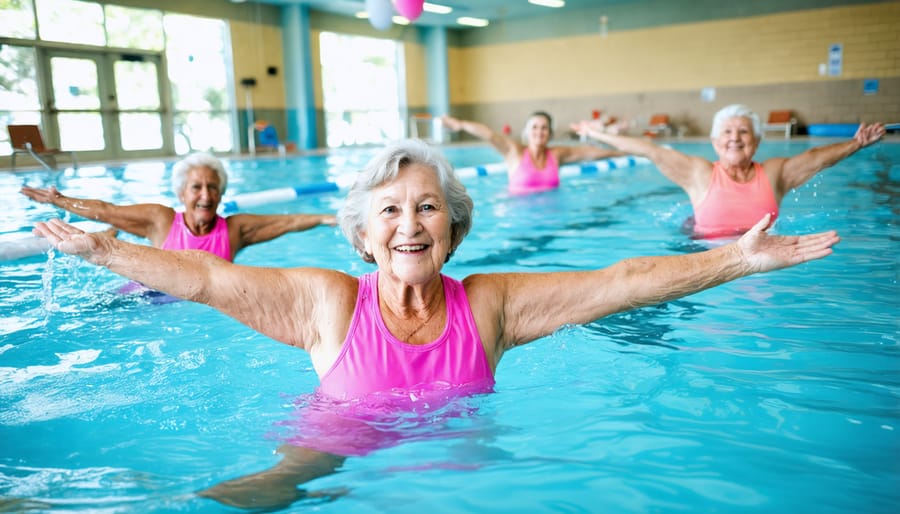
[[20, 152, 336, 265], [33, 139, 839, 509], [441, 112, 624, 195], [572, 105, 886, 238]]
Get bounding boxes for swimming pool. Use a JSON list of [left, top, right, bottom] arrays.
[[2, 139, 898, 513]]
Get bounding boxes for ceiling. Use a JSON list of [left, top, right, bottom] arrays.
[[235, 0, 625, 28]]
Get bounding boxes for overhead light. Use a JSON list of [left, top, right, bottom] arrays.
[[457, 16, 489, 27], [423, 2, 452, 14], [355, 11, 368, 19], [392, 15, 411, 25], [528, 0, 565, 8]]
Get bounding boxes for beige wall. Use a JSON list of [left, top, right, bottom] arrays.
[[230, 19, 285, 110], [447, 3, 900, 136]]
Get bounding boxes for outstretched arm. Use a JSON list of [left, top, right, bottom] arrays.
[[21, 185, 171, 241], [441, 115, 516, 156], [772, 122, 886, 195], [32, 218, 341, 349], [553, 143, 627, 164], [482, 215, 839, 351], [230, 212, 337, 253], [570, 120, 709, 191]]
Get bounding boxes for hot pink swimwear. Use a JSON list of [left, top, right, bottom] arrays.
[[508, 149, 560, 195], [317, 271, 495, 401], [117, 212, 231, 296], [161, 212, 232, 260], [287, 271, 494, 456], [692, 161, 779, 237]]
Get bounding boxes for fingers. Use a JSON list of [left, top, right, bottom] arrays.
[[749, 213, 772, 233]]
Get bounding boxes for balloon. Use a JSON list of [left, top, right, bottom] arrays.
[[394, 0, 424, 21], [366, 0, 393, 30]]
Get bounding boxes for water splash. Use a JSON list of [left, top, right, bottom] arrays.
[[40, 248, 60, 314]]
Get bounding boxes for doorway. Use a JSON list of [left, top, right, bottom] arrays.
[[40, 48, 171, 160]]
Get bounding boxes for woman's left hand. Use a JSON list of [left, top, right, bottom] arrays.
[[736, 214, 840, 273], [854, 123, 886, 147]]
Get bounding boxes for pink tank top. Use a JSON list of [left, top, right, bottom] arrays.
[[692, 162, 779, 237], [117, 212, 232, 297], [162, 212, 232, 261], [317, 272, 495, 402], [509, 149, 560, 195]]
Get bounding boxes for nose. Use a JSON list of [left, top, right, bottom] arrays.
[[398, 209, 421, 235]]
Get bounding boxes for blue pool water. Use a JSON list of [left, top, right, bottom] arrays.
[[1, 139, 898, 513]]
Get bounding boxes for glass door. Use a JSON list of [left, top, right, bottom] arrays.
[[43, 49, 171, 160]]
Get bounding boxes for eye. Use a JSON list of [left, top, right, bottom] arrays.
[[419, 204, 435, 212], [381, 205, 397, 214]]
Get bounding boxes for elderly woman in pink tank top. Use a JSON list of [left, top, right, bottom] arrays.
[[20, 151, 336, 267], [572, 105, 886, 238], [33, 139, 840, 509], [441, 111, 625, 195]]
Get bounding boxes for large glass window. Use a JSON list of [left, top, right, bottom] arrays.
[[0, 0, 37, 38], [36, 0, 105, 46], [0, 1, 236, 158], [319, 32, 404, 148], [165, 13, 233, 153], [0, 45, 41, 154], [105, 4, 164, 51]]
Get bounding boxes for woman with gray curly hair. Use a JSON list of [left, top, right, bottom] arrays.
[[572, 104, 886, 238], [20, 152, 335, 273], [33, 138, 839, 509]]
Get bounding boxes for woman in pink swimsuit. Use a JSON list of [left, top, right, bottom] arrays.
[[21, 152, 336, 266], [573, 105, 886, 238], [34, 139, 839, 509], [442, 112, 624, 195]]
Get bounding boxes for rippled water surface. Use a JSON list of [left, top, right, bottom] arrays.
[[1, 140, 898, 513]]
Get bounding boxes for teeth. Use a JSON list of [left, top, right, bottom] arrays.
[[396, 244, 426, 252]]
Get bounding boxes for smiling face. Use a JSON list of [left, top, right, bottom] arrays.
[[178, 166, 222, 228], [524, 114, 552, 148], [361, 162, 453, 286], [711, 116, 760, 168]]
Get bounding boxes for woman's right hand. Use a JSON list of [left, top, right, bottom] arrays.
[[33, 218, 115, 266], [440, 115, 462, 132], [20, 185, 62, 205]]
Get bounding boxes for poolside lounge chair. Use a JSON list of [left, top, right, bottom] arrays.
[[762, 110, 797, 139], [643, 114, 672, 138], [8, 124, 77, 171]]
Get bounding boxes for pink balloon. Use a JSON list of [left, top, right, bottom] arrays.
[[394, 0, 424, 21], [366, 0, 393, 30]]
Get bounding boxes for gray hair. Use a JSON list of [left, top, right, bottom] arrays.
[[338, 139, 474, 264], [710, 104, 761, 139], [171, 152, 229, 197]]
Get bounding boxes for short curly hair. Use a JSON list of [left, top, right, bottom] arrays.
[[710, 104, 761, 140], [171, 152, 229, 198], [338, 139, 473, 264]]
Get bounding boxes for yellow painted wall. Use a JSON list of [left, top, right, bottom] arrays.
[[448, 3, 900, 105], [230, 19, 285, 110]]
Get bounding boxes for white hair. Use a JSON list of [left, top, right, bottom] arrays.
[[170, 152, 229, 197], [710, 104, 761, 139]]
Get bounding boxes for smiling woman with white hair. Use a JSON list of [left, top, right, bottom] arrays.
[[572, 105, 886, 238], [20, 151, 336, 296]]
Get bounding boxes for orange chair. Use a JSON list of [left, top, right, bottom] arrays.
[[8, 124, 77, 171], [763, 110, 797, 139], [643, 114, 672, 138]]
